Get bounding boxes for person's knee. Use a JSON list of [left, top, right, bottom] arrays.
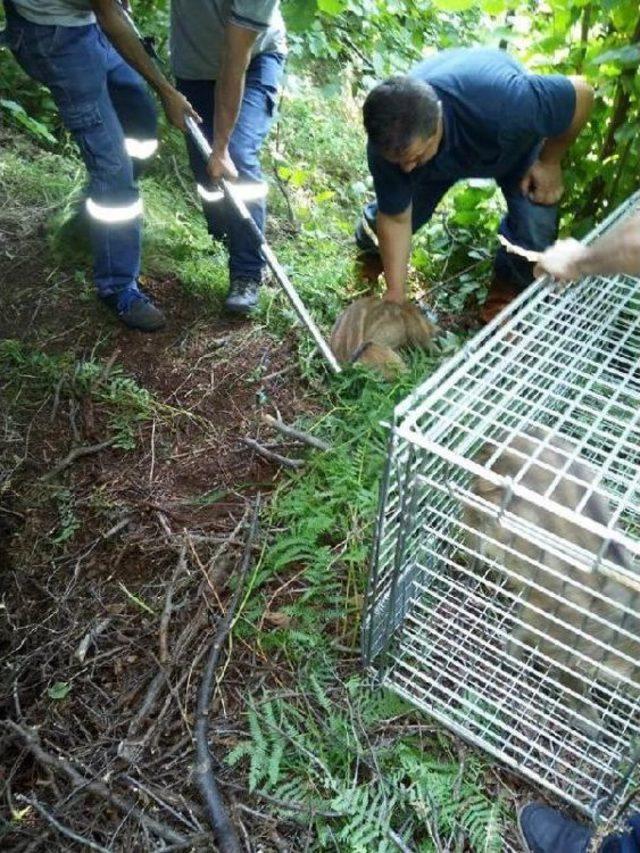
[[503, 194, 559, 251]]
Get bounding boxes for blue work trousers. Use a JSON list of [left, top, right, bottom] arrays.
[[177, 51, 284, 283], [361, 161, 559, 291], [3, 1, 157, 299], [602, 813, 640, 853]]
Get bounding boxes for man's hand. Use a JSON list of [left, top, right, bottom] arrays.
[[520, 159, 564, 205], [534, 238, 587, 282], [159, 86, 200, 131], [207, 145, 238, 181]]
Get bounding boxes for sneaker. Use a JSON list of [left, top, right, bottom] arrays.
[[355, 213, 379, 253], [101, 288, 166, 332], [518, 803, 593, 853], [225, 277, 260, 315]]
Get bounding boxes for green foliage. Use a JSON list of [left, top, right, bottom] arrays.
[[0, 98, 57, 144], [0, 340, 157, 450], [47, 681, 72, 700], [283, 0, 480, 84], [228, 675, 507, 851]]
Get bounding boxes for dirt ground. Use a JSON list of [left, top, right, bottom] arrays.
[[0, 163, 330, 851]]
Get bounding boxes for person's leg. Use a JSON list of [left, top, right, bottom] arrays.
[[496, 179, 559, 290], [481, 169, 559, 323], [174, 77, 229, 242], [224, 51, 285, 312], [354, 180, 453, 284], [4, 11, 163, 329], [105, 40, 158, 179]]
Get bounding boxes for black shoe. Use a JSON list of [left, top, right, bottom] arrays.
[[354, 213, 379, 253], [518, 803, 593, 853], [101, 290, 166, 332], [225, 277, 260, 315]]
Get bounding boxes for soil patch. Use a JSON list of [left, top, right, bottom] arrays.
[[0, 139, 322, 851]]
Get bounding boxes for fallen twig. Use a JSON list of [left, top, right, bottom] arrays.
[[160, 544, 186, 664], [75, 617, 112, 664], [43, 437, 117, 481], [16, 794, 111, 853], [195, 495, 261, 853], [261, 413, 330, 452], [240, 437, 304, 470], [5, 720, 188, 845]]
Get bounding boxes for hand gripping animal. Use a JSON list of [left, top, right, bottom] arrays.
[[463, 426, 640, 731], [329, 297, 439, 378]]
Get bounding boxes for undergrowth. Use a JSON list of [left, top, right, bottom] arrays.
[[0, 69, 512, 849]]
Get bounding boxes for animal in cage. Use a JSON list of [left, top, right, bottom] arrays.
[[463, 425, 640, 730], [330, 296, 439, 377]]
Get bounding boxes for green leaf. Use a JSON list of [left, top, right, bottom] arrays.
[[283, 0, 318, 31], [317, 0, 348, 14], [590, 44, 640, 67], [480, 0, 507, 14], [431, 0, 476, 10], [48, 681, 71, 700], [0, 99, 57, 145]]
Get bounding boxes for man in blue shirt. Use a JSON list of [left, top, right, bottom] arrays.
[[355, 48, 594, 321]]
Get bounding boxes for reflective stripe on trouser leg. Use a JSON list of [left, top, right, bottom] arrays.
[[124, 137, 158, 161], [86, 191, 142, 296], [86, 196, 143, 223]]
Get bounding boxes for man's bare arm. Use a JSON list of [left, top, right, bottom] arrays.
[[520, 76, 594, 205], [536, 213, 640, 281], [208, 23, 258, 180], [90, 0, 199, 129], [378, 207, 413, 304]]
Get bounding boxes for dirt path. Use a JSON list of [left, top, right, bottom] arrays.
[[0, 160, 321, 850]]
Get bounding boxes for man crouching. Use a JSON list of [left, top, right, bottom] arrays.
[[355, 48, 593, 322]]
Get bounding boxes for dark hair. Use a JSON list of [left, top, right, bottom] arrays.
[[363, 76, 441, 156]]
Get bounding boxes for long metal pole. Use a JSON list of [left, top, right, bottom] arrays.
[[185, 117, 341, 374]]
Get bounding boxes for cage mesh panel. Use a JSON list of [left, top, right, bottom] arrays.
[[362, 194, 640, 819]]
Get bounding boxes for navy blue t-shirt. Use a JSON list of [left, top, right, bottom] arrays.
[[368, 48, 576, 215]]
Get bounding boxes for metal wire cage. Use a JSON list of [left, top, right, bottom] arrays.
[[362, 193, 640, 820]]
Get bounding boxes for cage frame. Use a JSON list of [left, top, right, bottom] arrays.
[[362, 191, 640, 821]]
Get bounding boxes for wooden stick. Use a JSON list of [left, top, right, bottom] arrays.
[[43, 437, 117, 481], [240, 437, 304, 470], [194, 496, 261, 853], [497, 234, 542, 263], [5, 720, 188, 845], [261, 413, 330, 452], [16, 794, 111, 853]]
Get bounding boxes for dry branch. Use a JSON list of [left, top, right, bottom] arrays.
[[194, 495, 261, 853], [261, 413, 330, 452], [5, 720, 188, 846], [240, 437, 303, 470], [43, 437, 117, 480], [15, 794, 111, 853]]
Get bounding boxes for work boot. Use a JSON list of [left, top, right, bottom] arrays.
[[225, 277, 260, 315], [518, 803, 593, 853], [101, 287, 166, 332], [479, 275, 520, 324]]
